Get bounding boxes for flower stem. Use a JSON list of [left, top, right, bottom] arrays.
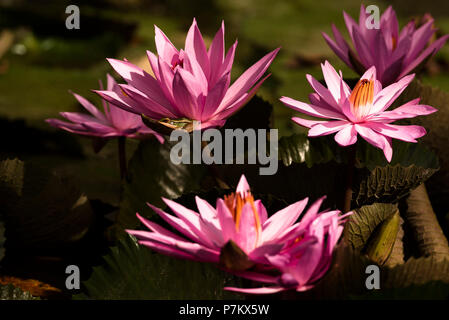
[[118, 136, 127, 182], [343, 144, 357, 213]]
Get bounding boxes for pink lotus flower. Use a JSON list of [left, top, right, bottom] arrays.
[[127, 175, 344, 279], [225, 205, 349, 294], [323, 5, 449, 85], [96, 19, 279, 130], [280, 61, 437, 162], [46, 74, 163, 142]]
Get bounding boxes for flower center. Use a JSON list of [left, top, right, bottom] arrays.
[[349, 79, 374, 110], [224, 192, 262, 237], [171, 59, 184, 71]]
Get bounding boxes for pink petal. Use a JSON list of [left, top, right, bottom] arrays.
[[371, 74, 415, 114], [366, 123, 426, 142], [280, 97, 344, 120], [214, 73, 270, 120], [107, 58, 174, 113], [71, 93, 107, 123], [321, 61, 347, 100], [146, 50, 160, 80], [254, 199, 268, 224], [305, 74, 341, 110], [224, 286, 286, 294], [236, 174, 250, 196], [308, 121, 350, 137], [405, 20, 435, 64], [334, 124, 357, 146], [248, 243, 284, 263], [374, 101, 437, 120], [399, 35, 449, 79], [292, 117, 328, 129], [262, 198, 309, 243], [355, 124, 393, 162], [288, 226, 324, 285], [202, 71, 230, 120], [46, 119, 89, 135], [59, 111, 99, 125], [94, 90, 149, 117], [154, 25, 179, 63], [195, 196, 223, 245], [208, 21, 225, 86], [221, 40, 237, 76], [235, 203, 259, 253], [220, 48, 279, 110], [135, 213, 187, 242], [321, 29, 352, 68], [216, 199, 236, 243], [137, 232, 219, 263], [185, 18, 210, 77], [351, 26, 374, 67], [119, 84, 177, 119], [137, 240, 197, 260], [343, 10, 358, 44], [172, 70, 198, 119], [162, 198, 223, 247], [299, 196, 326, 227], [147, 202, 209, 246]]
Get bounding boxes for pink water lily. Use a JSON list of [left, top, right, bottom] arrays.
[[280, 61, 437, 161], [95, 19, 279, 130], [127, 175, 341, 273], [46, 74, 163, 142], [225, 206, 349, 294], [323, 5, 449, 85]]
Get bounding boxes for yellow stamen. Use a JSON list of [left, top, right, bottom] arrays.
[[349, 79, 374, 110]]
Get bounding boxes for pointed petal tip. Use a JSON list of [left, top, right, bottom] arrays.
[[236, 174, 250, 195]]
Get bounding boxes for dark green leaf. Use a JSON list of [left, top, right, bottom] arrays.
[[3, 163, 94, 249], [278, 134, 337, 167], [277, 134, 439, 207], [0, 158, 24, 198], [391, 80, 449, 214], [75, 235, 241, 300], [118, 138, 207, 231], [346, 203, 398, 252]]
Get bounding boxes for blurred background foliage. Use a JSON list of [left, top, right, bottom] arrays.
[[1, 0, 449, 204], [1, 0, 449, 299]]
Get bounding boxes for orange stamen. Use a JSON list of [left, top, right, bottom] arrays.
[[392, 36, 397, 51], [235, 194, 244, 229], [349, 79, 374, 110], [224, 192, 262, 242]]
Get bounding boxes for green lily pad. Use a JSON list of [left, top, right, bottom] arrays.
[[75, 234, 241, 300]]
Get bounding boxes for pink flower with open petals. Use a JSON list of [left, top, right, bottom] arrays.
[[225, 206, 349, 294], [46, 74, 163, 142], [280, 61, 437, 162], [127, 175, 341, 274], [323, 5, 449, 85], [95, 19, 279, 130]]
